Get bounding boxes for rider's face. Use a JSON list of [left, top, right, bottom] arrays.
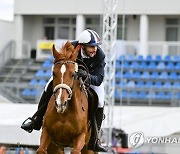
[[84, 45, 97, 57]]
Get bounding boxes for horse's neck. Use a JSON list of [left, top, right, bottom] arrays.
[[70, 80, 85, 111]]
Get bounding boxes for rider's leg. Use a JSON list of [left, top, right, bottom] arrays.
[[21, 77, 53, 132], [88, 83, 107, 152]]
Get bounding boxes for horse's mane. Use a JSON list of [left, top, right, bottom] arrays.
[[56, 41, 76, 62]]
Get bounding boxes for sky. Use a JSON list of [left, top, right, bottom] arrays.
[[0, 0, 14, 21]]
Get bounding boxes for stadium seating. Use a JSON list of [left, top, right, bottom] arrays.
[[20, 54, 180, 106], [115, 54, 180, 105]]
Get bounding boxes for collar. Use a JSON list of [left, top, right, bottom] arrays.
[[81, 49, 89, 59]]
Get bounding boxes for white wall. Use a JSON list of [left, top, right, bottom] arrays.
[[15, 0, 180, 15], [0, 20, 14, 53], [149, 16, 165, 41], [127, 15, 140, 41], [24, 16, 43, 49]]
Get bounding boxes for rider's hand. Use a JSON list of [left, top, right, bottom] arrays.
[[78, 69, 88, 79]]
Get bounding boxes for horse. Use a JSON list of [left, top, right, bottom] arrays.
[[36, 41, 98, 154]]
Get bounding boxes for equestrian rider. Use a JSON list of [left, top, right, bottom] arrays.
[[21, 29, 108, 152]]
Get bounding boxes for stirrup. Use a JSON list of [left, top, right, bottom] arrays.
[[21, 117, 34, 133]]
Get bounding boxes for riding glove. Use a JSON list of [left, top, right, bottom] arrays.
[[78, 69, 88, 79]]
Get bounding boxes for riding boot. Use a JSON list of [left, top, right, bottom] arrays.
[[88, 108, 108, 152], [21, 81, 53, 133]]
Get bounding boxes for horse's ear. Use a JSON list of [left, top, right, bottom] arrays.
[[71, 45, 82, 61], [52, 44, 59, 59]]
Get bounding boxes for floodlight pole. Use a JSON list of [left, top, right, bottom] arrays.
[[102, 0, 117, 150]]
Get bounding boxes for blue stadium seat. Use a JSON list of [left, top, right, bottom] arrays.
[[156, 91, 171, 100], [150, 71, 159, 79], [164, 55, 171, 62], [141, 71, 150, 79], [169, 72, 177, 80], [21, 88, 31, 96], [165, 92, 172, 100], [154, 81, 162, 88], [116, 61, 121, 70], [145, 55, 153, 62], [138, 91, 147, 99], [115, 90, 121, 100], [44, 70, 52, 77], [139, 61, 147, 69], [48, 55, 54, 61], [129, 91, 138, 99], [157, 62, 165, 70], [132, 71, 141, 78], [42, 60, 52, 68], [166, 62, 174, 70], [155, 55, 162, 61], [145, 81, 153, 88], [136, 81, 144, 87], [130, 61, 139, 69], [173, 55, 180, 62], [175, 62, 180, 70], [115, 72, 122, 79], [127, 81, 135, 87], [137, 55, 144, 61], [156, 91, 166, 100], [148, 62, 156, 69], [147, 91, 156, 99], [29, 79, 38, 86], [163, 81, 172, 88], [35, 70, 45, 77], [122, 61, 130, 69], [177, 92, 180, 99], [121, 90, 128, 99], [115, 80, 126, 88], [124, 71, 132, 79], [159, 72, 168, 79], [115, 90, 128, 99], [39, 79, 46, 86], [31, 89, 38, 96], [172, 81, 180, 88]]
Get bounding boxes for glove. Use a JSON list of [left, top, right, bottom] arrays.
[[78, 69, 88, 79]]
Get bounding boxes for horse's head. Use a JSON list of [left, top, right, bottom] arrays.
[[52, 41, 81, 113]]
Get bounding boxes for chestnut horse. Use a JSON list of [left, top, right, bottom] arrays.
[[37, 41, 97, 154]]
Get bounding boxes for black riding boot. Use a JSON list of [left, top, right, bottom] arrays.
[[21, 81, 53, 133], [88, 108, 108, 152]]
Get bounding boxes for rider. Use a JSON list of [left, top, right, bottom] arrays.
[[21, 29, 107, 152]]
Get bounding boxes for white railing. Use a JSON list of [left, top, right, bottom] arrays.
[[114, 41, 180, 58], [22, 40, 31, 59], [0, 41, 15, 70]]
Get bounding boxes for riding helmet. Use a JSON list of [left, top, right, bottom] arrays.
[[78, 29, 101, 46]]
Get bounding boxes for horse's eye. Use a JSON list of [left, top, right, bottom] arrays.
[[53, 72, 55, 76]]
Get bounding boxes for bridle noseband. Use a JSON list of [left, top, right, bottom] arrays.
[[53, 60, 78, 102]]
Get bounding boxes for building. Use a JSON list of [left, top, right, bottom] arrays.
[[1, 0, 180, 62]]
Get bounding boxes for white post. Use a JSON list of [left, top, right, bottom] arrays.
[[76, 14, 85, 39], [139, 15, 149, 56], [14, 15, 23, 59]]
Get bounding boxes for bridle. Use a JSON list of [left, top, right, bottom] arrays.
[[53, 59, 90, 113], [53, 60, 78, 103]]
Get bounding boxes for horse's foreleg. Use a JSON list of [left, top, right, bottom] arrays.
[[37, 127, 52, 154], [71, 133, 86, 154]]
